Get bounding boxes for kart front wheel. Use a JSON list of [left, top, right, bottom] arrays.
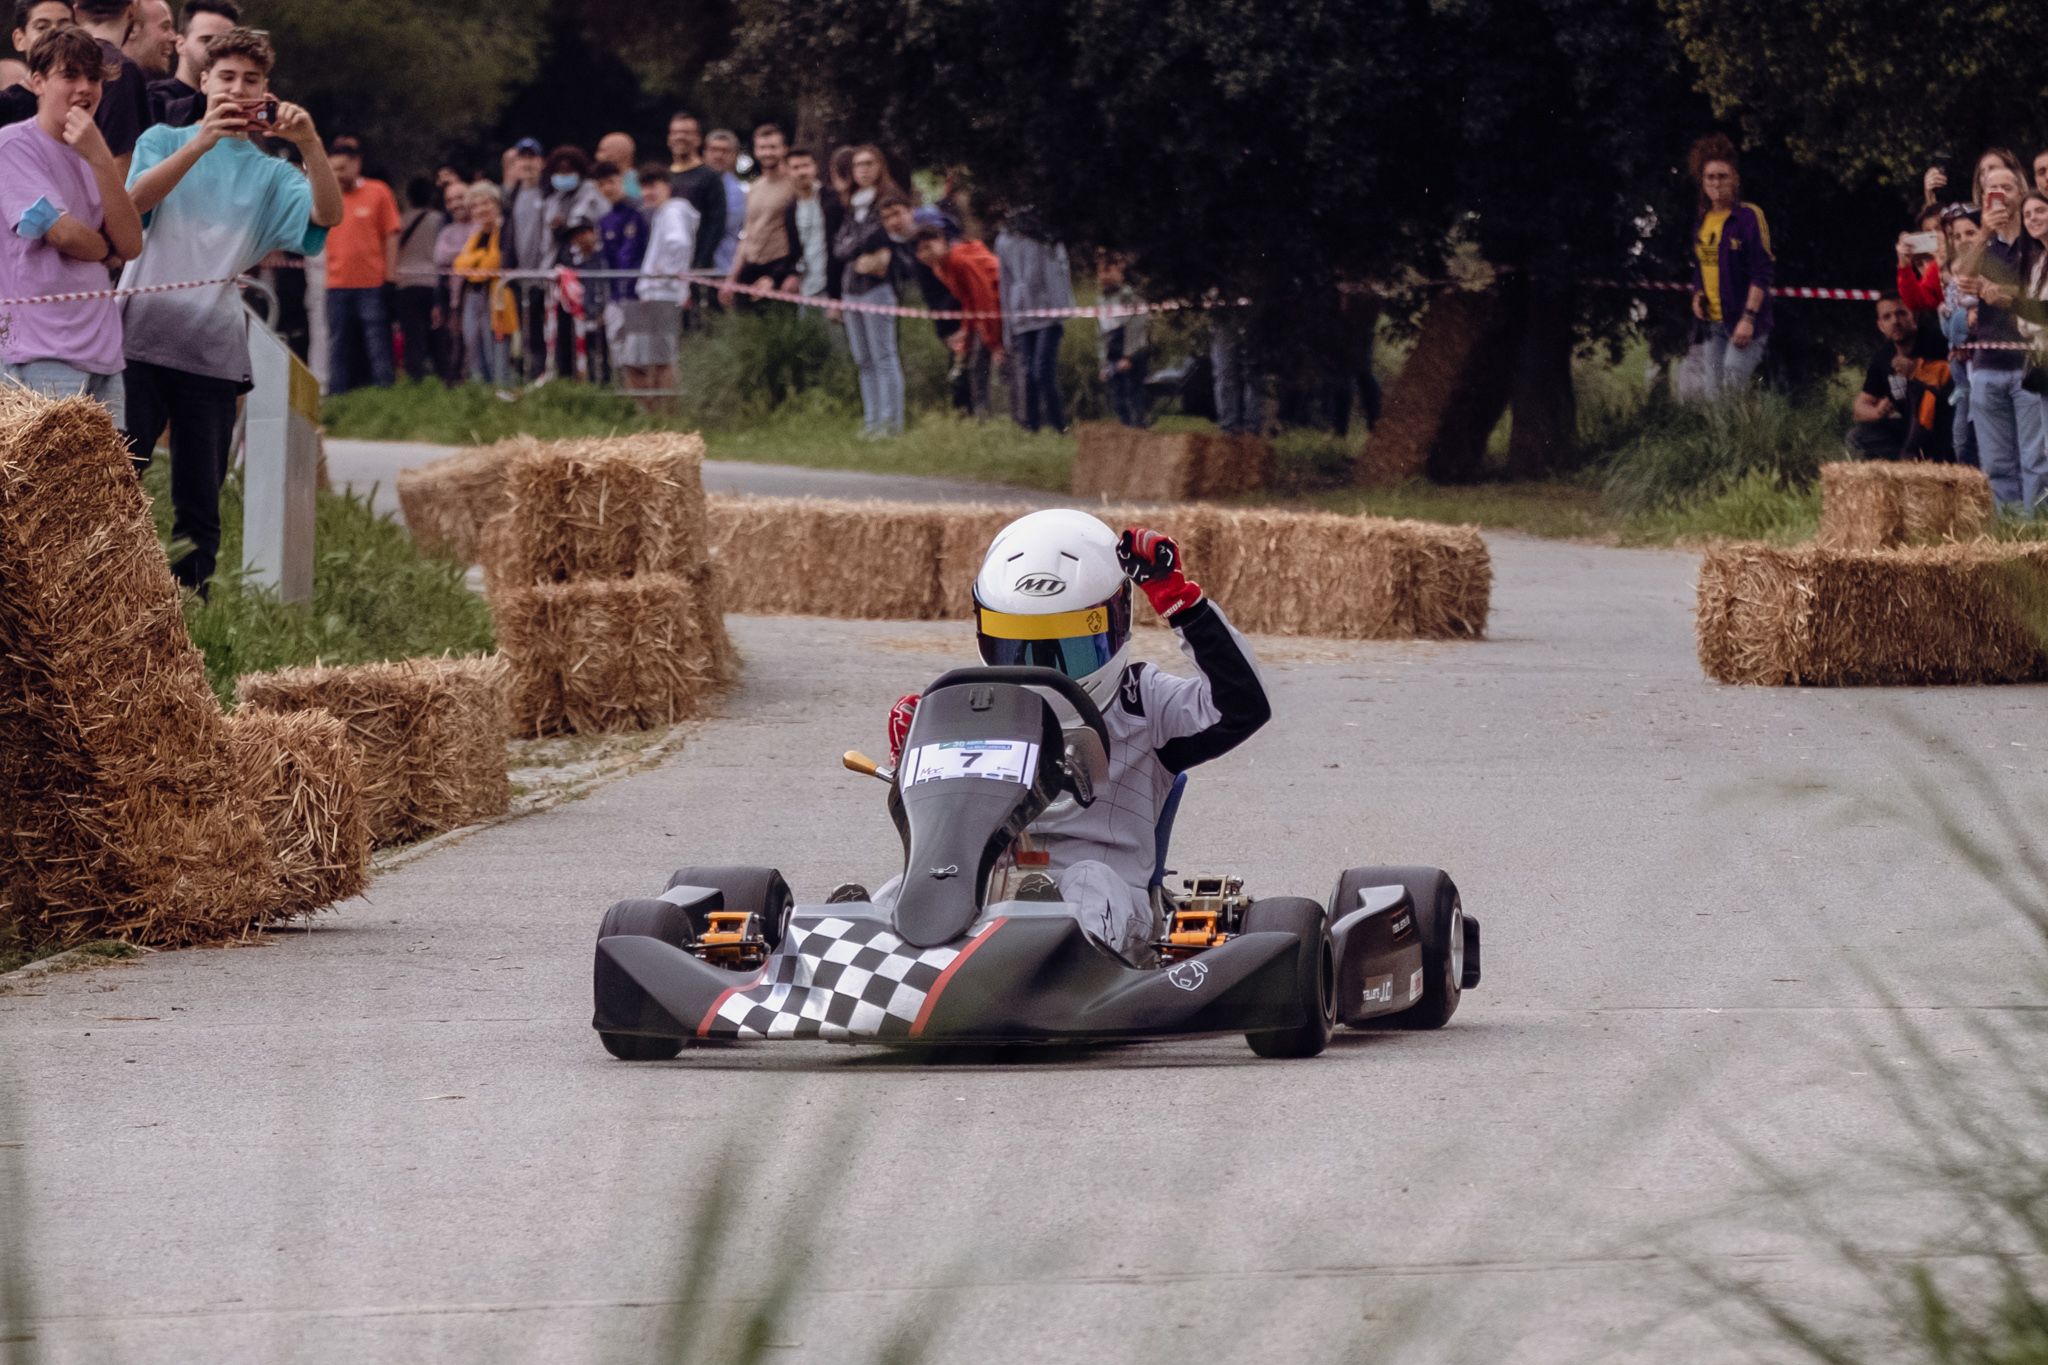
[[665, 865, 796, 949], [595, 897, 694, 1061], [1241, 897, 1335, 1059]]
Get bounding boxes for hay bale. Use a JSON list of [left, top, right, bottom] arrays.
[[1696, 542, 2048, 686], [704, 494, 1492, 639], [1818, 461, 1996, 550], [707, 496, 945, 619], [395, 437, 527, 562], [236, 656, 510, 845], [226, 708, 370, 919], [483, 432, 709, 587], [494, 573, 730, 735], [1070, 424, 1273, 501], [0, 388, 276, 949]]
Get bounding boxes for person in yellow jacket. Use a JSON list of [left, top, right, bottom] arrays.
[[454, 181, 515, 383]]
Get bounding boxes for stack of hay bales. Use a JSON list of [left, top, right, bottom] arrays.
[[236, 656, 511, 846], [482, 435, 735, 735], [706, 496, 1491, 641], [1816, 462, 1995, 550], [0, 388, 359, 950], [1696, 542, 2048, 685], [1069, 423, 1274, 501]]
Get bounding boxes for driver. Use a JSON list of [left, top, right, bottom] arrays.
[[844, 509, 1271, 964]]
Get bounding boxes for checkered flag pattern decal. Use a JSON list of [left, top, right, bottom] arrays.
[[707, 916, 975, 1040]]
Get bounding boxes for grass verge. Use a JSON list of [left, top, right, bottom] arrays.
[[141, 458, 495, 703], [0, 938, 141, 977]]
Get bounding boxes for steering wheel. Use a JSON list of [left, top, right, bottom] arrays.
[[923, 666, 1112, 757]]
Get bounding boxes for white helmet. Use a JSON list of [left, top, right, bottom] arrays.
[[973, 509, 1132, 708]]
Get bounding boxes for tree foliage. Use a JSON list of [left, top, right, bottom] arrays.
[[1664, 0, 2048, 189], [243, 0, 549, 177]]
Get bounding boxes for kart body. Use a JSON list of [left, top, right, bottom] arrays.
[[592, 667, 1481, 1057]]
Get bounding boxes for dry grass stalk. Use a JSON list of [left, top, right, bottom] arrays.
[[493, 574, 729, 735], [705, 494, 1491, 640], [1696, 541, 2048, 685], [483, 432, 709, 587], [1817, 461, 1995, 550], [236, 655, 511, 845], [226, 708, 370, 919], [395, 437, 529, 562], [0, 387, 276, 949]]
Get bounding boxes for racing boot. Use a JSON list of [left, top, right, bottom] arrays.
[[826, 883, 871, 904]]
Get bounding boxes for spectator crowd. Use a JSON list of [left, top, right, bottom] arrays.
[[1680, 133, 2048, 514]]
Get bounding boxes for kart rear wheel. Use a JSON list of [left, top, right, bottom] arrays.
[[664, 866, 796, 949], [1241, 897, 1335, 1059], [1341, 867, 1464, 1030], [596, 897, 694, 1061]]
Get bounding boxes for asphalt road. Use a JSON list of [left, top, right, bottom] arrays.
[[4, 463, 2044, 1363]]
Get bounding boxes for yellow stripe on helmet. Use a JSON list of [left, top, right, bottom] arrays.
[[977, 603, 1116, 641]]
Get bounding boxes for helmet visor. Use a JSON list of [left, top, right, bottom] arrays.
[[976, 592, 1130, 681]]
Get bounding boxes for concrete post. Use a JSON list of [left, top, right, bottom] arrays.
[[242, 307, 320, 604]]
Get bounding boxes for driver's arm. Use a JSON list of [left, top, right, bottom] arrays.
[[1148, 597, 1271, 774]]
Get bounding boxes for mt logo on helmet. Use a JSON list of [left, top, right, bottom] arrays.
[[1013, 573, 1067, 597]]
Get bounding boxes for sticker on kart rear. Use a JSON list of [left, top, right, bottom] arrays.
[[904, 739, 1039, 787], [1409, 968, 1424, 1000], [1361, 974, 1394, 1006]]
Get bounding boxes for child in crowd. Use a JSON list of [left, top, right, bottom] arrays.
[[1095, 251, 1150, 429], [0, 22, 143, 416], [557, 215, 607, 382]]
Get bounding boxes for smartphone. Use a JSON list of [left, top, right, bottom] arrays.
[[1905, 231, 1939, 255], [1987, 188, 2009, 212], [246, 97, 278, 125]]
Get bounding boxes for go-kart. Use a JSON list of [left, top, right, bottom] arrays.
[[591, 666, 1481, 1060]]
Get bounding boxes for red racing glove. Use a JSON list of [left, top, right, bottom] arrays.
[[887, 693, 920, 764], [1118, 527, 1203, 618]]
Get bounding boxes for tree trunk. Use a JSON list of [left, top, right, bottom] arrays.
[[1503, 286, 1578, 479], [1355, 282, 1520, 486]]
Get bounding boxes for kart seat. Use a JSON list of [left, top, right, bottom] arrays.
[[1150, 772, 1187, 890]]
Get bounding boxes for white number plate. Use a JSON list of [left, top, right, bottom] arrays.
[[904, 739, 1039, 787]]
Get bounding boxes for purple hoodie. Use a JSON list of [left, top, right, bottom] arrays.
[[1690, 201, 1775, 338]]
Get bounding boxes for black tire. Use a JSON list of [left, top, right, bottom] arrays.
[[1338, 866, 1464, 1030], [596, 897, 693, 1061], [1241, 897, 1335, 1059], [664, 866, 796, 949]]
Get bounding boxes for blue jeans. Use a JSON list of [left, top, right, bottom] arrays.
[[843, 293, 903, 436], [326, 285, 395, 394], [1210, 317, 1260, 434], [2, 360, 124, 426], [1951, 358, 1978, 467], [1017, 323, 1065, 433], [460, 290, 508, 384], [1676, 322, 1768, 401], [1968, 365, 2048, 512]]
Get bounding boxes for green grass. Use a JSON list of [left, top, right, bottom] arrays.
[[705, 396, 1076, 492], [141, 460, 496, 703], [0, 937, 140, 977]]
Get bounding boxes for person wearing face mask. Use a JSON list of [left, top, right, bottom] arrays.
[[541, 144, 606, 379]]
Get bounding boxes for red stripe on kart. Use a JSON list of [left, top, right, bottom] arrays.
[[697, 967, 769, 1038], [909, 917, 1007, 1039]]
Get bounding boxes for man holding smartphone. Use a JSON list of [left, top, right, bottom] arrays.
[[117, 24, 341, 590]]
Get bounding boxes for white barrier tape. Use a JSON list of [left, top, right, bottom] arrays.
[[0, 271, 250, 308]]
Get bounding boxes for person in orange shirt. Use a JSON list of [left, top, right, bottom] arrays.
[[912, 223, 1002, 419], [324, 132, 399, 393]]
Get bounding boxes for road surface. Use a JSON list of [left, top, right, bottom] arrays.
[[3, 460, 2041, 1362]]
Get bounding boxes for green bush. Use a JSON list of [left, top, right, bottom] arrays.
[[143, 461, 495, 703], [1602, 390, 1846, 515]]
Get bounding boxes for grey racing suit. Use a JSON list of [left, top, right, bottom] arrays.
[[877, 598, 1270, 962]]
